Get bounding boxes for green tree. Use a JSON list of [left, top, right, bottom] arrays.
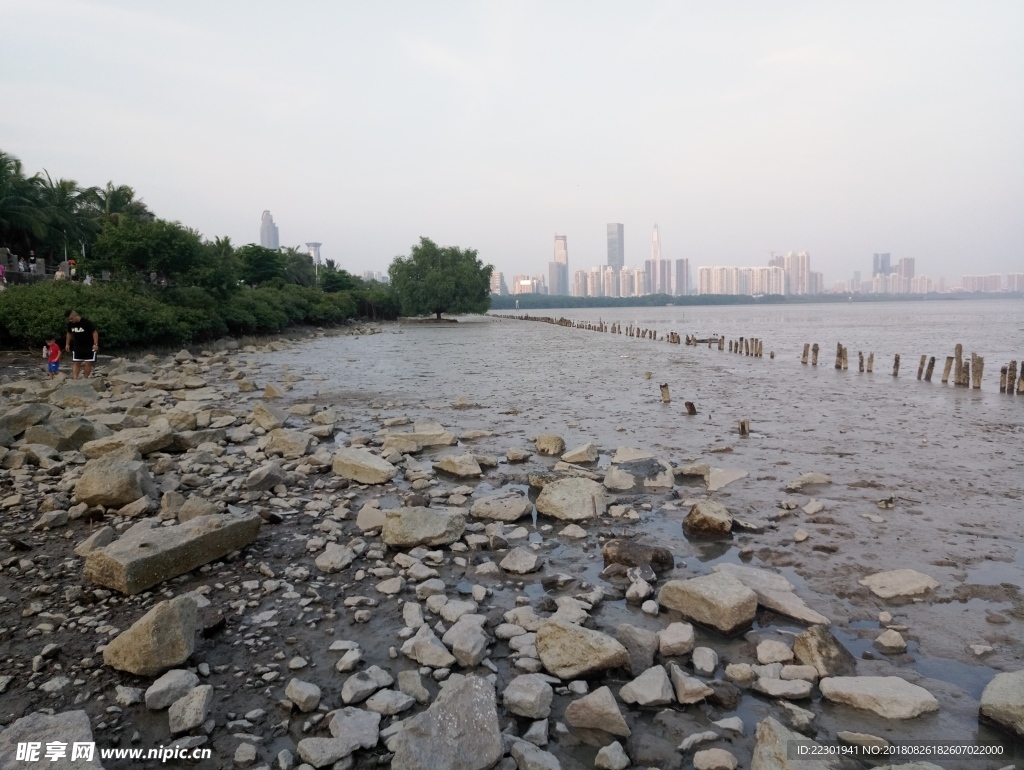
[[281, 247, 317, 286], [388, 237, 492, 320], [90, 218, 203, 284], [187, 235, 241, 296], [320, 263, 362, 293], [36, 171, 100, 260], [89, 181, 154, 225], [236, 244, 287, 286], [0, 150, 46, 249]]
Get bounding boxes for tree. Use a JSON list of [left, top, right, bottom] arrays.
[[236, 244, 287, 286], [0, 150, 46, 248], [90, 218, 203, 284], [36, 171, 100, 260], [89, 181, 154, 225], [388, 237, 492, 320]]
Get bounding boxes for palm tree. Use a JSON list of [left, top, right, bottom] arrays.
[[0, 150, 47, 248], [36, 171, 100, 260], [90, 181, 154, 225]]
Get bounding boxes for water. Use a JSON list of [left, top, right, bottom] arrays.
[[258, 297, 1024, 766]]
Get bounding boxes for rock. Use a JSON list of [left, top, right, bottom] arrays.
[[750, 716, 835, 770], [177, 496, 218, 522], [266, 428, 313, 459], [602, 466, 636, 491], [24, 417, 110, 452], [315, 544, 355, 573], [507, 447, 533, 462], [535, 620, 628, 679], [694, 748, 739, 770], [470, 494, 532, 522], [658, 573, 757, 636], [145, 669, 199, 709], [753, 678, 813, 699], [500, 547, 542, 574], [669, 663, 715, 704], [757, 640, 794, 664], [792, 625, 857, 678], [103, 595, 197, 676], [80, 426, 174, 458], [706, 468, 748, 492], [0, 402, 53, 437], [620, 664, 674, 706], [401, 624, 457, 668], [874, 629, 907, 653], [784, 472, 832, 491], [535, 434, 565, 455], [535, 477, 607, 521], [115, 685, 144, 706], [0, 710, 103, 769], [712, 563, 831, 626], [342, 670, 388, 705], [979, 670, 1024, 736], [356, 505, 387, 533], [615, 624, 658, 675], [442, 615, 489, 667], [684, 500, 733, 537], [332, 447, 398, 485], [253, 401, 288, 431], [397, 670, 430, 704], [564, 686, 630, 736], [168, 684, 214, 734], [118, 496, 155, 519], [509, 740, 560, 770], [74, 447, 158, 507], [658, 622, 695, 656], [328, 706, 381, 750], [365, 689, 416, 715], [84, 512, 262, 594], [561, 442, 598, 463], [504, 674, 553, 719], [595, 741, 630, 770], [286, 678, 322, 712], [390, 675, 502, 770], [692, 647, 719, 675], [234, 743, 258, 766], [859, 569, 939, 599], [433, 453, 482, 478], [601, 538, 674, 572], [33, 509, 68, 530], [819, 676, 939, 719], [296, 737, 358, 768], [382, 507, 466, 547]]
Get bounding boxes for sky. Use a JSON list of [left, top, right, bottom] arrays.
[[2, 1, 1022, 285]]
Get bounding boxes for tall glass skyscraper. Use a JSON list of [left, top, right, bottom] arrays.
[[607, 223, 624, 271], [260, 211, 280, 250], [549, 234, 569, 295]]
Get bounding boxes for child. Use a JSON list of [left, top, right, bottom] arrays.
[[45, 337, 61, 379]]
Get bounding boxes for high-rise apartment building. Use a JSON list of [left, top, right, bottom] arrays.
[[1007, 273, 1024, 292], [572, 270, 588, 297], [634, 267, 649, 296], [650, 225, 662, 293], [698, 265, 786, 296], [619, 267, 634, 297], [674, 258, 691, 296], [489, 272, 509, 295], [260, 211, 280, 250], [603, 266, 619, 298], [588, 268, 604, 298], [783, 251, 811, 295], [872, 253, 891, 277], [607, 224, 624, 271], [548, 234, 569, 295]]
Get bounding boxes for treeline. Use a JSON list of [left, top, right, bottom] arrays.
[[0, 150, 399, 349]]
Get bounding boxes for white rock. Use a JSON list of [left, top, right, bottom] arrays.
[[819, 676, 939, 719]]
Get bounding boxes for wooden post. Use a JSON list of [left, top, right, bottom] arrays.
[[770, 351, 775, 359], [1008, 361, 1018, 394], [867, 353, 874, 373], [718, 337, 725, 351], [728, 340, 733, 352], [924, 356, 936, 381], [835, 343, 843, 370], [962, 360, 970, 387], [660, 383, 671, 403], [802, 343, 810, 364], [859, 352, 864, 373], [811, 343, 819, 366], [744, 338, 750, 355], [972, 355, 984, 389], [942, 356, 954, 384], [917, 355, 927, 380], [738, 419, 750, 436], [893, 354, 900, 377], [1001, 365, 1009, 393], [842, 346, 849, 370], [684, 401, 697, 415], [954, 344, 963, 386]]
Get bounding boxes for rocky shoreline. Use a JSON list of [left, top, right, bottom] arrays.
[[0, 325, 1022, 770]]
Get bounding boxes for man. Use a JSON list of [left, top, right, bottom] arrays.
[[65, 310, 99, 379]]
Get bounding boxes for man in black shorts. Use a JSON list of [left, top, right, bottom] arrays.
[[65, 309, 99, 379]]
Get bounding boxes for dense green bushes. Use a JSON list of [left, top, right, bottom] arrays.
[[0, 280, 358, 350]]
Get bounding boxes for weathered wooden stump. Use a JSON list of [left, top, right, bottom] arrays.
[[811, 343, 819, 366], [684, 401, 697, 415], [802, 344, 810, 364], [867, 353, 874, 373], [917, 355, 927, 380], [739, 419, 750, 437], [942, 356, 954, 384], [924, 356, 936, 381], [660, 383, 671, 403], [893, 354, 900, 377]]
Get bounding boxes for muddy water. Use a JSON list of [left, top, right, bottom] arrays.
[[259, 299, 1024, 767]]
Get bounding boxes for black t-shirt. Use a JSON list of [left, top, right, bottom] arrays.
[[67, 317, 97, 354]]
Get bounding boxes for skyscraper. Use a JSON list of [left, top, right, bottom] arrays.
[[548, 234, 569, 295], [572, 270, 588, 297], [489, 272, 508, 295], [650, 224, 663, 293], [872, 253, 891, 277], [607, 224, 624, 270], [260, 211, 280, 250], [674, 258, 691, 296], [784, 251, 811, 295]]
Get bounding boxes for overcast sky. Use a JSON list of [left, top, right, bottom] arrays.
[[3, 1, 1022, 284]]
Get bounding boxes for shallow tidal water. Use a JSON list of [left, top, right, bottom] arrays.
[[257, 298, 1024, 767]]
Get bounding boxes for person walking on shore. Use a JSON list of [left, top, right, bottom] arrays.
[[64, 309, 98, 379]]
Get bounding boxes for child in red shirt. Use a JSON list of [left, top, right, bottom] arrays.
[[45, 337, 61, 379]]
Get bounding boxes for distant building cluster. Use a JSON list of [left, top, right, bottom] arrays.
[[362, 270, 389, 284], [697, 252, 821, 296]]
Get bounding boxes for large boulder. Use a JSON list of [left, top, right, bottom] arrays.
[[245, 462, 286, 491], [564, 686, 630, 737], [0, 402, 53, 437], [84, 512, 262, 594], [80, 426, 174, 458], [750, 716, 838, 770], [601, 538, 674, 572], [102, 595, 197, 676], [979, 670, 1024, 736], [657, 573, 757, 636], [619, 664, 674, 707], [252, 401, 288, 430], [535, 477, 607, 521], [0, 710, 104, 770], [23, 418, 111, 452], [382, 507, 466, 547], [503, 674, 554, 719], [432, 453, 483, 478], [683, 500, 733, 537], [265, 428, 313, 459], [713, 563, 830, 626], [390, 675, 502, 770], [74, 447, 158, 508], [536, 619, 629, 679], [818, 676, 939, 719], [792, 625, 856, 678], [332, 447, 398, 485], [470, 493, 533, 522]]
